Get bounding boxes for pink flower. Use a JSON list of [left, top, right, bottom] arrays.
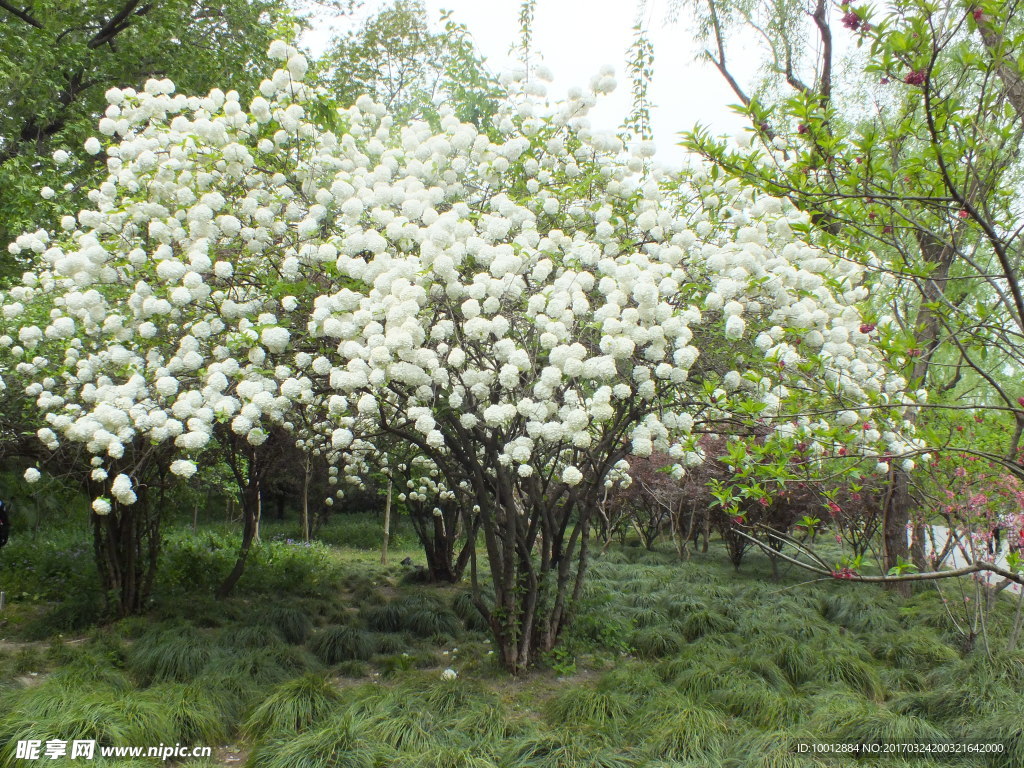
[[905, 70, 927, 86], [842, 11, 862, 30]]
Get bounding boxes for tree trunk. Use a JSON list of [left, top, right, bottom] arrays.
[[217, 479, 260, 599], [301, 457, 311, 542], [882, 469, 912, 597], [381, 479, 392, 565], [92, 491, 160, 617]]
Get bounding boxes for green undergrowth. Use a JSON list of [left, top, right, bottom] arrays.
[[2, 523, 1023, 767]]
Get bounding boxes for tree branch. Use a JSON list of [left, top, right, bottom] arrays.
[[810, 0, 832, 103], [88, 0, 144, 49], [0, 0, 42, 28], [734, 526, 1024, 587]]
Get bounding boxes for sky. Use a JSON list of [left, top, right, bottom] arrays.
[[301, 0, 760, 166]]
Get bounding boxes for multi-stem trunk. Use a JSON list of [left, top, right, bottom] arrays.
[[470, 480, 593, 675], [92, 491, 161, 617]]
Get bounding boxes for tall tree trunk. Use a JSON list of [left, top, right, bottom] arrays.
[[882, 468, 912, 597], [381, 479, 392, 565], [217, 478, 260, 599], [301, 456, 311, 542]]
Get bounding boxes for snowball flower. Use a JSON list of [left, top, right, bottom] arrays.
[[268, 40, 290, 60], [40, 186, 55, 200], [261, 326, 291, 354], [441, 668, 458, 681], [724, 315, 745, 340], [52, 149, 70, 165], [84, 136, 102, 155], [170, 459, 198, 478], [24, 467, 41, 483], [110, 473, 137, 504], [562, 466, 584, 486], [92, 498, 112, 515]]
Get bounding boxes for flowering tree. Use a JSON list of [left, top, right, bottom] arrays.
[[0, 40, 920, 670]]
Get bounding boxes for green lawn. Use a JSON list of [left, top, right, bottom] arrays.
[[0, 515, 1021, 767]]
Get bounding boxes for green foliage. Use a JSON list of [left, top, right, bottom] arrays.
[[148, 681, 229, 744], [630, 626, 683, 659], [545, 686, 635, 730], [6, 521, 1024, 768], [808, 693, 950, 745], [318, 0, 499, 129], [361, 595, 460, 638], [244, 674, 343, 737], [0, 681, 177, 766], [310, 625, 376, 665], [500, 733, 636, 768], [248, 712, 378, 768], [869, 630, 959, 669], [255, 604, 315, 645], [218, 643, 320, 687], [634, 696, 730, 762], [451, 591, 490, 632], [126, 623, 211, 684]]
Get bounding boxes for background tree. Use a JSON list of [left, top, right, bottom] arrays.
[[317, 0, 500, 128], [673, 0, 1024, 586], [0, 0, 308, 276]]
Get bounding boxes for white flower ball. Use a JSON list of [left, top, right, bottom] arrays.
[[561, 466, 584, 486], [170, 459, 198, 478]]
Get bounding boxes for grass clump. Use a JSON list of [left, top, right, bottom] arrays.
[[254, 604, 314, 645], [310, 625, 376, 664], [244, 674, 343, 737], [630, 626, 682, 659], [148, 681, 228, 744], [546, 686, 635, 730], [501, 732, 636, 768], [0, 682, 177, 765], [869, 629, 959, 669], [635, 695, 730, 762], [808, 692, 950, 745], [248, 712, 377, 768], [127, 623, 211, 684], [451, 591, 490, 632], [361, 596, 460, 639], [217, 643, 319, 686]]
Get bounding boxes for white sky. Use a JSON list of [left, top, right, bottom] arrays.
[[301, 0, 759, 166]]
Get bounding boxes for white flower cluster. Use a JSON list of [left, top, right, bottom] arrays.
[[0, 40, 919, 516]]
